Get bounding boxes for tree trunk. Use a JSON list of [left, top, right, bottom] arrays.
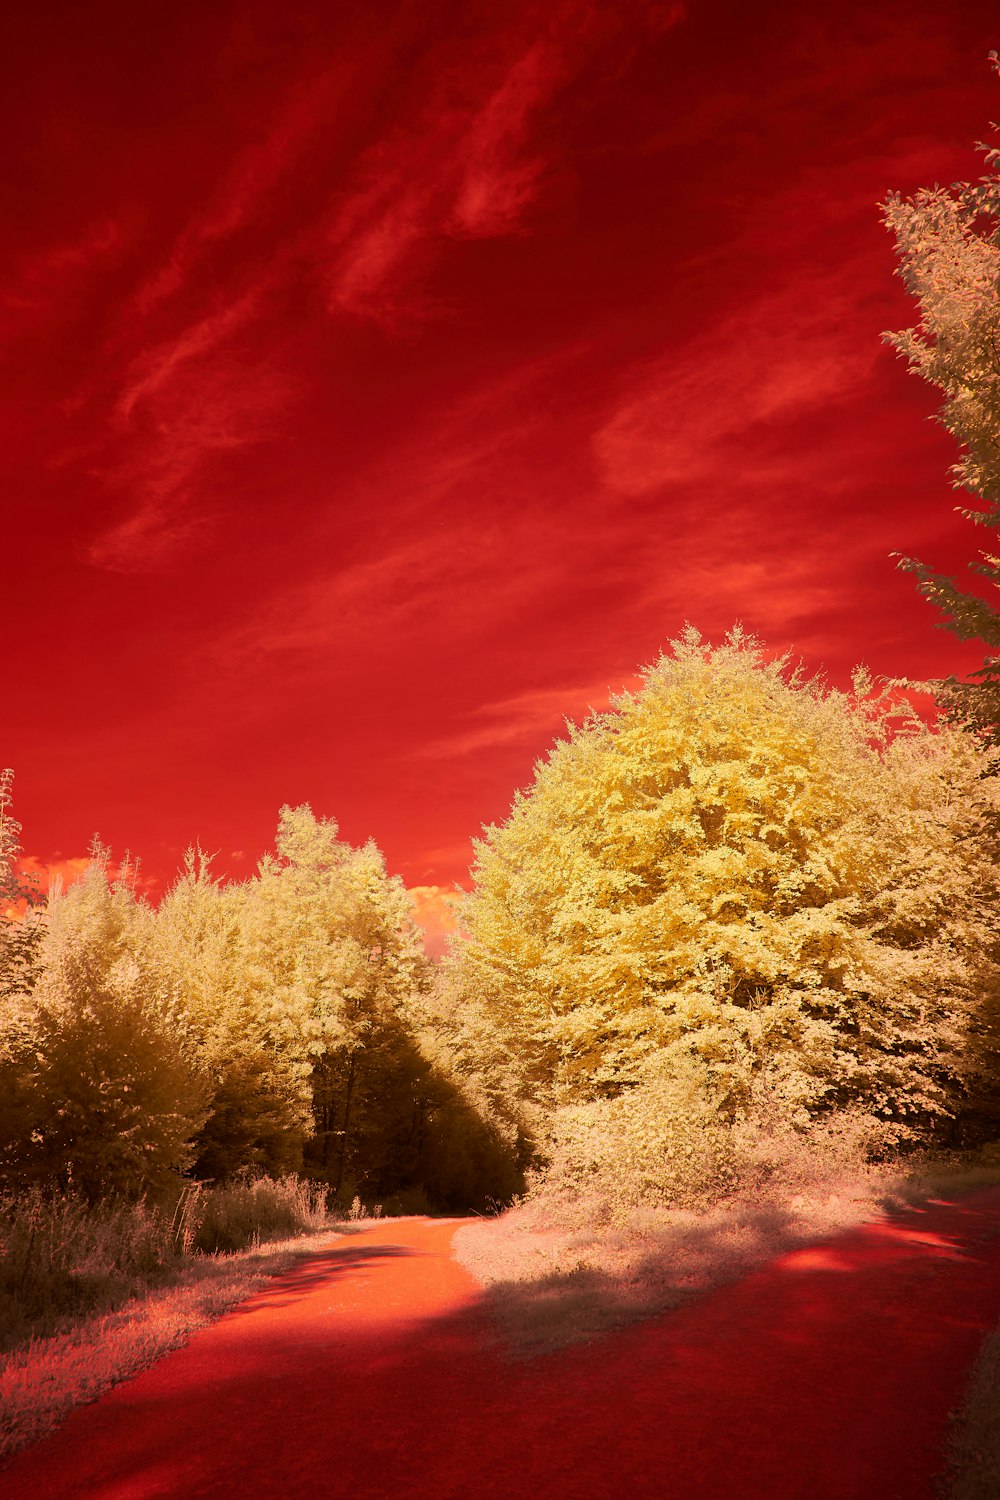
[[334, 1050, 358, 1199]]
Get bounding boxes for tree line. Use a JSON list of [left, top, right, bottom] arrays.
[[0, 796, 520, 1209]]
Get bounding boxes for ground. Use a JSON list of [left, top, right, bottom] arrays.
[[2, 1189, 1000, 1499]]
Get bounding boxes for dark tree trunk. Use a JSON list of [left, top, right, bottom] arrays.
[[334, 1050, 358, 1198]]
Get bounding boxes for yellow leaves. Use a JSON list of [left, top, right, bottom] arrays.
[[136, 806, 434, 1151], [451, 630, 1000, 1142]]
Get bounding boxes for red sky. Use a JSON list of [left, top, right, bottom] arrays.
[[5, 0, 999, 947]]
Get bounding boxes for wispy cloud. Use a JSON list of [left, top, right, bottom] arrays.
[[209, 508, 572, 689], [115, 288, 264, 422], [446, 39, 564, 239], [416, 676, 641, 762], [134, 64, 349, 314], [78, 16, 605, 562], [322, 37, 566, 323], [194, 351, 590, 684], [593, 263, 880, 497], [79, 61, 361, 569], [0, 220, 127, 343], [72, 4, 685, 569], [87, 288, 297, 570], [215, 536, 452, 665], [325, 5, 684, 324]]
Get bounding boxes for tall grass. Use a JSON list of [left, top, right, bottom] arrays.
[[189, 1175, 328, 1254], [0, 1231, 338, 1461], [0, 1175, 331, 1355]]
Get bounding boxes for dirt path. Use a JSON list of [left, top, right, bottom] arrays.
[[4, 1191, 1000, 1500]]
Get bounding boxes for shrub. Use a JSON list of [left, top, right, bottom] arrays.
[[0, 855, 210, 1201], [523, 1068, 890, 1229], [190, 1174, 328, 1254], [10, 952, 210, 1201]]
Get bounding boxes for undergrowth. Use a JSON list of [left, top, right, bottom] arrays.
[[0, 1227, 336, 1461], [186, 1175, 328, 1255], [453, 1138, 1000, 1358], [0, 1174, 330, 1355]]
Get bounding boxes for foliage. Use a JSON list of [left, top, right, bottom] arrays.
[[151, 807, 435, 1195], [528, 1072, 890, 1227], [191, 1051, 308, 1182], [150, 849, 311, 1180], [883, 55, 1000, 741], [185, 1173, 328, 1254], [527, 1058, 737, 1220], [252, 806, 431, 1197], [0, 769, 43, 1005], [147, 805, 515, 1206], [0, 787, 519, 1212], [452, 629, 1000, 1195], [0, 851, 209, 1201], [0, 1175, 331, 1356]]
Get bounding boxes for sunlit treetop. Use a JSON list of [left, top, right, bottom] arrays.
[[455, 628, 1000, 1137]]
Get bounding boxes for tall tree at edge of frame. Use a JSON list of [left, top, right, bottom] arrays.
[[883, 53, 1000, 744]]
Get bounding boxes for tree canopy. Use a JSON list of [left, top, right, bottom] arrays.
[[0, 800, 517, 1209], [452, 630, 1000, 1153], [0, 846, 209, 1200], [883, 54, 1000, 740]]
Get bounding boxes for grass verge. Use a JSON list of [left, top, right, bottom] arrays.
[[452, 1151, 1000, 1360], [0, 1176, 329, 1354], [942, 1318, 1000, 1500], [0, 1227, 338, 1463], [452, 1186, 884, 1357]]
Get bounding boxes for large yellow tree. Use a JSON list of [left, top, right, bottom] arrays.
[[454, 630, 1000, 1147]]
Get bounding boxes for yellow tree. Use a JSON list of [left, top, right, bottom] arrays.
[[453, 630, 1000, 1153], [150, 849, 310, 1179], [154, 806, 435, 1199], [249, 806, 432, 1201], [1, 844, 208, 1199]]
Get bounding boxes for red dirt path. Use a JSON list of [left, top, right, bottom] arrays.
[[4, 1189, 1000, 1500]]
